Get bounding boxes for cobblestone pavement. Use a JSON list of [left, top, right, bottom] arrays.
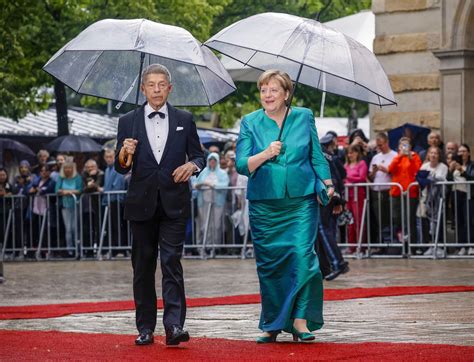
[[1, 259, 473, 345]]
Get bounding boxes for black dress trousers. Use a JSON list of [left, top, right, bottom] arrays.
[[130, 192, 186, 333]]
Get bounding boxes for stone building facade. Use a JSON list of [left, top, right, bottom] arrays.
[[370, 0, 474, 146]]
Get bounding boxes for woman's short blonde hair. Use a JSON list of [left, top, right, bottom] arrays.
[[257, 69, 293, 93], [60, 161, 77, 179]]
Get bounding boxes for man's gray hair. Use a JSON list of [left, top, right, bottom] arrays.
[[141, 64, 171, 84]]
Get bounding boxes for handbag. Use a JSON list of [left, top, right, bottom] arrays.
[[315, 177, 330, 207]]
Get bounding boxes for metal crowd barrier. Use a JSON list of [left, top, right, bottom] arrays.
[[1, 193, 80, 260], [0, 187, 253, 261], [340, 182, 405, 259], [77, 191, 132, 260], [339, 181, 474, 259], [2, 181, 474, 262], [406, 180, 474, 259], [0, 192, 132, 261], [187, 186, 251, 259]]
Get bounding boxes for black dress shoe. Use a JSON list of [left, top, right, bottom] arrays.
[[326, 264, 350, 281], [325, 268, 342, 281], [135, 331, 154, 345], [165, 325, 190, 346]]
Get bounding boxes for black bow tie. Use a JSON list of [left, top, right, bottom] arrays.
[[148, 111, 165, 119]]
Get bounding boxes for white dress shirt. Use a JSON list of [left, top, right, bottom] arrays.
[[144, 103, 169, 164]]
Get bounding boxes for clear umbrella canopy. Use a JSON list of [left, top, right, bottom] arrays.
[[205, 12, 395, 106], [44, 19, 236, 107]]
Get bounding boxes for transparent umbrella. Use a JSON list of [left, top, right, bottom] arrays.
[[44, 18, 236, 108], [44, 18, 236, 166], [205, 12, 396, 139]]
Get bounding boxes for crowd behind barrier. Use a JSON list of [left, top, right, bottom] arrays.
[[1, 180, 474, 262], [1, 128, 474, 262]]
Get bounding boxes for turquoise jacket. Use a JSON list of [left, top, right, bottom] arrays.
[[236, 107, 330, 201], [55, 174, 83, 208]]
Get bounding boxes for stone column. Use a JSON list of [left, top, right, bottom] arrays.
[[434, 50, 474, 145]]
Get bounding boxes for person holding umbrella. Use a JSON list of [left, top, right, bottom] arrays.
[[236, 70, 332, 343], [115, 64, 205, 346]]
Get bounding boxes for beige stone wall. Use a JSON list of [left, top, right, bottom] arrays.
[[372, 0, 441, 14], [370, 0, 442, 136], [375, 8, 440, 34]]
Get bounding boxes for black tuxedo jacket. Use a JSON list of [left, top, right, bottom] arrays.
[[115, 103, 205, 221]]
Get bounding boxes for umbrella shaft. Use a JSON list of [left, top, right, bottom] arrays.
[[277, 62, 304, 141], [131, 53, 146, 139]]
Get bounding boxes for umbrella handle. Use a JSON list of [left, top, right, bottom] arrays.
[[124, 153, 133, 168], [121, 52, 146, 169], [118, 147, 133, 168]]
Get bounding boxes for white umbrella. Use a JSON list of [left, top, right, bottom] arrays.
[[205, 12, 395, 140], [220, 10, 376, 82], [44, 19, 236, 107]]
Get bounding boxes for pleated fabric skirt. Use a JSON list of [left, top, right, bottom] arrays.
[[249, 194, 324, 333]]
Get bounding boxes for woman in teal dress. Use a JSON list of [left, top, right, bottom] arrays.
[[235, 70, 334, 343]]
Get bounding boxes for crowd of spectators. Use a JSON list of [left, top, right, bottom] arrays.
[[319, 128, 474, 257], [0, 148, 129, 258], [1, 127, 474, 259]]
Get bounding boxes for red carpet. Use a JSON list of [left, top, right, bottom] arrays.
[[1, 330, 473, 361], [1, 285, 473, 320]]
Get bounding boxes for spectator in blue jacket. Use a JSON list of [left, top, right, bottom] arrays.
[[102, 149, 127, 255]]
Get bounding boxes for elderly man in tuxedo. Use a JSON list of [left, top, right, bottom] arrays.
[[115, 64, 205, 346]]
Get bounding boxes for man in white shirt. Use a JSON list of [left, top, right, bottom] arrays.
[[368, 133, 397, 247], [115, 64, 205, 347]]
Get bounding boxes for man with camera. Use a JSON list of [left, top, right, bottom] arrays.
[[368, 133, 397, 249]]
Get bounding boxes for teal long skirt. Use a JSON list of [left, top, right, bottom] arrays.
[[249, 194, 323, 333]]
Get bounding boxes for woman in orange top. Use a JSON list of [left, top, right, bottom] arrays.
[[388, 137, 422, 244]]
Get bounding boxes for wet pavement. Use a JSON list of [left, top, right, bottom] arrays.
[[1, 259, 473, 345]]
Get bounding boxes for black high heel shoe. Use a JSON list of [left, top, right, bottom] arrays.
[[256, 330, 281, 344], [291, 327, 315, 342]]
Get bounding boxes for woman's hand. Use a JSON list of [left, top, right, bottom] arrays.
[[327, 186, 335, 199], [265, 141, 282, 159]]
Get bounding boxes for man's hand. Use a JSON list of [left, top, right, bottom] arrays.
[[172, 162, 197, 183], [123, 138, 138, 155], [377, 165, 388, 173], [119, 138, 138, 168]]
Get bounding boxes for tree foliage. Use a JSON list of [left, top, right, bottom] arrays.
[[0, 0, 371, 131], [0, 0, 229, 123]]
